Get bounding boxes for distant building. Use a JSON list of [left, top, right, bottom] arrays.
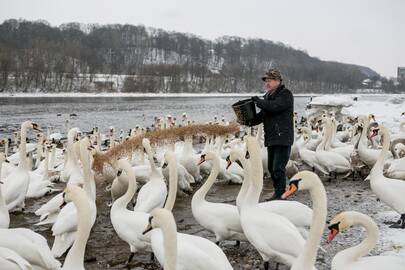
[[362, 78, 372, 86], [398, 67, 405, 79]]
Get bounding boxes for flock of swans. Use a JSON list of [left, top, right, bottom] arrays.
[[1, 109, 405, 270]]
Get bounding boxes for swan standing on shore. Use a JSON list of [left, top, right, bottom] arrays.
[[240, 136, 305, 269], [133, 138, 167, 213], [111, 150, 178, 265], [3, 121, 42, 211], [193, 151, 246, 245], [368, 125, 405, 228]]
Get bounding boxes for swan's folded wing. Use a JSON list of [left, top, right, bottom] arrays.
[[383, 178, 405, 212], [51, 232, 76, 258], [35, 192, 64, 216], [177, 233, 233, 270], [0, 247, 32, 270], [52, 203, 78, 235]]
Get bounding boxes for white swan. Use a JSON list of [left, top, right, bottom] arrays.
[[143, 208, 233, 270], [193, 151, 246, 244], [26, 143, 58, 198], [0, 227, 61, 269], [35, 138, 90, 226], [240, 136, 305, 269], [133, 138, 167, 213], [110, 158, 152, 264], [325, 118, 354, 161], [109, 168, 128, 203], [60, 128, 82, 184], [282, 171, 327, 270], [111, 150, 178, 265], [3, 121, 41, 211], [227, 149, 313, 238], [297, 128, 319, 170], [315, 117, 351, 176], [0, 153, 10, 228], [357, 116, 392, 168], [1, 139, 17, 179], [179, 136, 201, 182], [328, 211, 405, 269], [368, 125, 405, 228], [51, 138, 97, 257]]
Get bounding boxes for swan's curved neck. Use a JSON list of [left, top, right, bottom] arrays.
[[18, 123, 29, 170], [80, 146, 95, 201], [157, 214, 178, 270], [331, 119, 337, 142], [235, 152, 251, 211], [371, 127, 390, 176], [334, 213, 379, 265], [215, 136, 225, 153], [62, 190, 92, 270], [36, 138, 44, 166], [67, 133, 79, 167], [49, 145, 56, 168], [145, 144, 158, 175], [256, 124, 264, 146], [164, 156, 178, 211], [324, 121, 334, 150], [42, 148, 49, 180], [193, 155, 220, 202], [114, 160, 137, 209], [316, 122, 330, 152], [183, 136, 193, 153], [359, 119, 370, 148], [243, 141, 263, 208], [295, 177, 327, 269]]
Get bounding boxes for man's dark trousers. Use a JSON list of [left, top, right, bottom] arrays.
[[267, 145, 291, 197]]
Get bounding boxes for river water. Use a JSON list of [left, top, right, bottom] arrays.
[[0, 95, 312, 137]]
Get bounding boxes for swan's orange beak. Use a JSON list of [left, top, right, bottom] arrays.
[[327, 228, 339, 243], [281, 184, 297, 199]]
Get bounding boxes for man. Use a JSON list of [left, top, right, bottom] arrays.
[[249, 68, 294, 200]]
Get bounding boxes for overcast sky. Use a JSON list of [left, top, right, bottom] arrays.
[[1, 0, 404, 77]]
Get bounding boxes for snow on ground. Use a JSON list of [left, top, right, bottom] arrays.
[[306, 94, 405, 135], [310, 95, 355, 107], [376, 211, 405, 257], [341, 97, 405, 134]]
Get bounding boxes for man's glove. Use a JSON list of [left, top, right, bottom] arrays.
[[252, 96, 261, 103]]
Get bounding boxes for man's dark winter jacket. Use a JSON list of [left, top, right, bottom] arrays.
[[249, 84, 294, 146]]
